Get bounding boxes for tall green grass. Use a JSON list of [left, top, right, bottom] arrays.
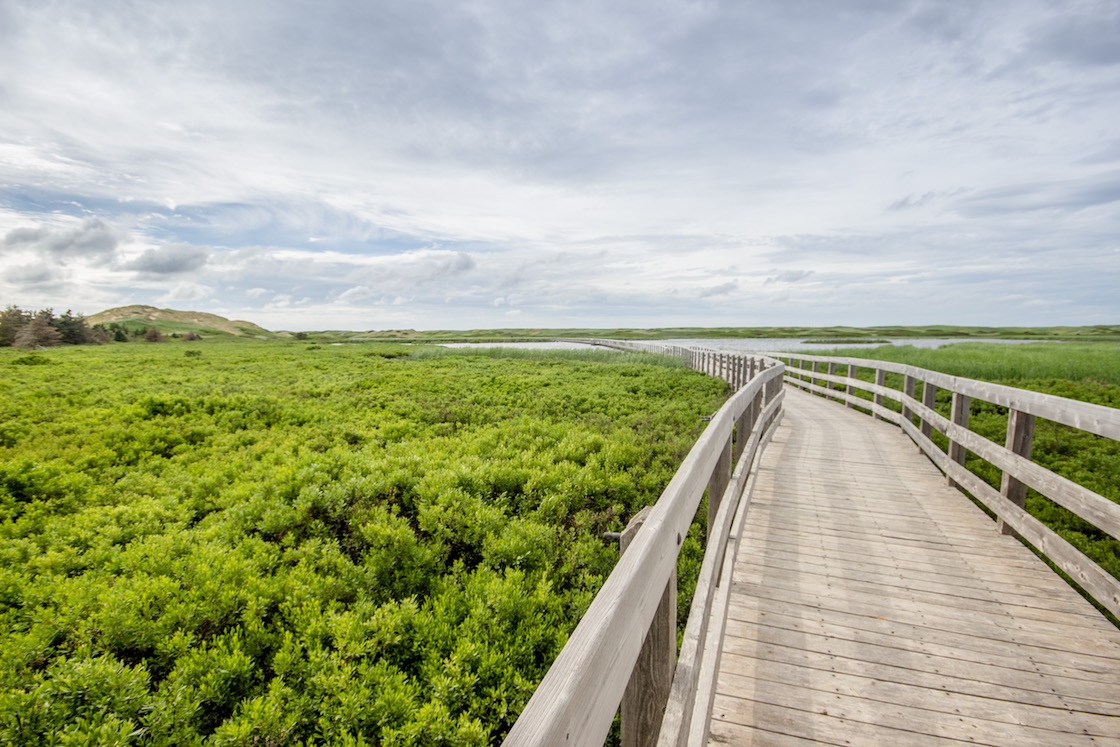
[[796, 342, 1120, 389], [410, 345, 688, 369]]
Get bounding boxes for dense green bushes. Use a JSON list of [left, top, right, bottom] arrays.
[[0, 342, 727, 744]]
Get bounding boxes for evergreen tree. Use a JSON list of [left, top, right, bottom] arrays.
[[13, 311, 63, 348], [0, 305, 30, 347], [51, 309, 94, 345]]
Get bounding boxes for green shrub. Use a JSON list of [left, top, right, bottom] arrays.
[[0, 341, 726, 742]]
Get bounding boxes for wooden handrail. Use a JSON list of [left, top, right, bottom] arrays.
[[780, 353, 1120, 440], [503, 342, 784, 746], [775, 352, 1120, 619]]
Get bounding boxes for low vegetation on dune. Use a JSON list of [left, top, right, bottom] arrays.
[[85, 306, 277, 340], [0, 341, 726, 745]]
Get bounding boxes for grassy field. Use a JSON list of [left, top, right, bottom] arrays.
[[784, 341, 1120, 618], [0, 341, 728, 745], [794, 341, 1120, 388], [303, 324, 1120, 343]]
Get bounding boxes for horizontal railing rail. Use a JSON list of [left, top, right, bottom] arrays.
[[774, 352, 1120, 620], [503, 342, 785, 746]]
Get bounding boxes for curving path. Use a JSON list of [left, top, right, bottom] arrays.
[[710, 386, 1120, 745]]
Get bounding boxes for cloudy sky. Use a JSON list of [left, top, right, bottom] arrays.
[[1, 0, 1118, 331]]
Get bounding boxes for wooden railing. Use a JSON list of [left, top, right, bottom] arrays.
[[774, 352, 1120, 620], [503, 343, 785, 746]]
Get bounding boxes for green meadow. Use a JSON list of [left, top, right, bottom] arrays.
[[289, 324, 1120, 344], [0, 341, 727, 745], [4, 333, 1119, 744]]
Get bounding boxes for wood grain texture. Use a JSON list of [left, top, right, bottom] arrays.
[[711, 386, 1120, 746], [999, 409, 1035, 537], [620, 508, 677, 747]]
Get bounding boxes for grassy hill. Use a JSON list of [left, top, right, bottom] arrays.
[[87, 305, 277, 339]]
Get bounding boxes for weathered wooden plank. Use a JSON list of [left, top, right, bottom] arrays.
[[683, 458, 760, 747], [743, 519, 1061, 565], [710, 694, 1000, 747], [706, 437, 732, 547], [919, 380, 937, 439], [745, 493, 1011, 534], [718, 646, 1120, 736], [721, 616, 1120, 706], [873, 368, 886, 421], [715, 666, 1120, 738], [744, 531, 1074, 592], [947, 391, 971, 488], [999, 408, 1035, 537], [902, 374, 915, 422], [846, 363, 858, 409], [711, 681, 1109, 747], [619, 508, 676, 747], [731, 568, 1120, 642], [744, 542, 1097, 606], [734, 550, 1098, 616], [723, 598, 1120, 706]]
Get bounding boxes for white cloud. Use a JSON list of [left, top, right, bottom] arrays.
[[0, 0, 1116, 327], [125, 243, 209, 275], [3, 218, 120, 263], [159, 282, 214, 303]]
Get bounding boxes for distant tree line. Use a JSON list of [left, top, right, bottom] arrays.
[[0, 305, 199, 348], [0, 306, 102, 348]]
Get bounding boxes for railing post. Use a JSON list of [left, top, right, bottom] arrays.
[[921, 383, 938, 439], [707, 436, 732, 547], [947, 393, 971, 488], [827, 362, 837, 401], [619, 507, 676, 747], [873, 369, 886, 420], [847, 364, 858, 409], [998, 409, 1035, 537], [902, 375, 916, 424], [734, 390, 759, 461]]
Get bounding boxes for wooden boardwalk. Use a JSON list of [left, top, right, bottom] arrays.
[[711, 386, 1120, 745]]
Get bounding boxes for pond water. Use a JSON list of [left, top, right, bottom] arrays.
[[439, 338, 1054, 352]]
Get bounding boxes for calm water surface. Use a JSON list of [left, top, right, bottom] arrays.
[[441, 338, 1053, 352]]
